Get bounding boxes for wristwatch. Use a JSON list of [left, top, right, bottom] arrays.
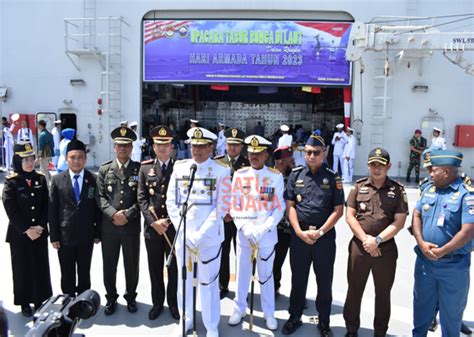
[[319, 229, 325, 237], [375, 235, 382, 246]]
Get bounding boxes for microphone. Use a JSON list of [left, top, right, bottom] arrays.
[[188, 164, 197, 191]]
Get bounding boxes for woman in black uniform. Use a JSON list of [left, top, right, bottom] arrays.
[[2, 143, 52, 317]]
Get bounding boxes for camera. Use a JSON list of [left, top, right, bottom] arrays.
[[26, 290, 100, 337]]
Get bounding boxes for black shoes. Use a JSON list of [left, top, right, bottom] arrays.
[[281, 317, 303, 335], [21, 304, 33, 317], [169, 306, 180, 320], [148, 305, 163, 320], [461, 322, 472, 335], [127, 300, 137, 313], [220, 288, 229, 299], [318, 322, 333, 337], [428, 317, 438, 332], [104, 301, 117, 316]]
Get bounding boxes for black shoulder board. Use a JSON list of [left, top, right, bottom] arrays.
[[141, 159, 154, 165], [214, 155, 225, 160], [101, 160, 113, 166], [292, 166, 304, 172]]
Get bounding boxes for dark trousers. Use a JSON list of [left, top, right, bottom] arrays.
[[289, 229, 336, 325], [219, 219, 237, 291], [343, 238, 398, 336], [101, 232, 140, 303], [145, 230, 178, 308], [273, 227, 291, 291], [407, 157, 421, 179], [58, 242, 94, 297]]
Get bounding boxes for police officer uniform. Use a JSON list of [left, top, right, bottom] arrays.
[[97, 127, 141, 315], [272, 146, 293, 294], [343, 148, 408, 337], [228, 135, 285, 331], [412, 150, 474, 337], [3, 144, 52, 316], [282, 135, 344, 336], [214, 127, 249, 298], [166, 127, 230, 336], [137, 125, 179, 320]]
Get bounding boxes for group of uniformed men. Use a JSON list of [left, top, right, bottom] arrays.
[[93, 118, 473, 337], [8, 117, 471, 337]]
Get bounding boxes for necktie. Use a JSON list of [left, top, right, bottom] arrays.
[[120, 164, 125, 175], [161, 163, 166, 174], [73, 175, 80, 203]]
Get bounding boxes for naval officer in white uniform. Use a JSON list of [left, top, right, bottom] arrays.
[[228, 135, 285, 331], [430, 126, 447, 150], [331, 123, 347, 174], [216, 122, 226, 156], [166, 126, 230, 337]]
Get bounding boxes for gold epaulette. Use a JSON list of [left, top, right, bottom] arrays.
[[6, 172, 18, 180], [141, 159, 154, 165]]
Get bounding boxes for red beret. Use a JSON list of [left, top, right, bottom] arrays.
[[273, 146, 293, 160]]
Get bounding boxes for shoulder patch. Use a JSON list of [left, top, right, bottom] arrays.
[[214, 160, 229, 168], [356, 177, 369, 183], [268, 167, 280, 174], [6, 172, 18, 180], [292, 165, 304, 172], [141, 159, 153, 165]]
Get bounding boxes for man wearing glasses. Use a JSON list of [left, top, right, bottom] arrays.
[[282, 134, 344, 336]]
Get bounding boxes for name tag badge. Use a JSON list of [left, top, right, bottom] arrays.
[[437, 212, 445, 227]]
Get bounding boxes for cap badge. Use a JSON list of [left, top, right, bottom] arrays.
[[250, 137, 259, 147], [25, 143, 32, 152], [194, 128, 203, 139], [232, 128, 238, 138], [120, 128, 127, 137], [159, 127, 167, 136], [375, 148, 382, 156]]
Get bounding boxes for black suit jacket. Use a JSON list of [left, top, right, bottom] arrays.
[[48, 170, 101, 246], [96, 159, 141, 235], [137, 159, 174, 240]]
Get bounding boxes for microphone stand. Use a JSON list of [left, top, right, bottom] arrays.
[[167, 164, 197, 337]]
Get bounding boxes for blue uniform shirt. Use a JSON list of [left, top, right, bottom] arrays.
[[415, 177, 474, 255], [285, 164, 344, 226]]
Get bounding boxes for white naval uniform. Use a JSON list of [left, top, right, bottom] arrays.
[[16, 127, 34, 144], [342, 134, 355, 182], [431, 135, 447, 150], [230, 165, 285, 318], [216, 129, 226, 156], [166, 158, 230, 332], [331, 131, 346, 173], [3, 126, 14, 171], [51, 126, 60, 167], [131, 130, 144, 162], [278, 133, 293, 148], [294, 145, 306, 167]]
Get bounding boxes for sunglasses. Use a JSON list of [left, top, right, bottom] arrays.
[[305, 150, 322, 157]]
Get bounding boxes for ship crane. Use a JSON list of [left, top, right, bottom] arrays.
[[346, 21, 474, 76]]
